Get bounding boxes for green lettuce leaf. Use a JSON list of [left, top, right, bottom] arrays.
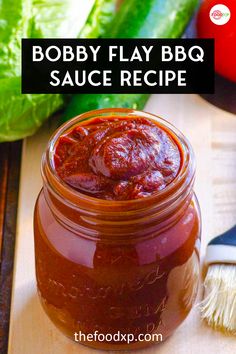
[[29, 0, 93, 38], [79, 0, 118, 38], [0, 0, 93, 142], [0, 77, 63, 141], [0, 0, 31, 77]]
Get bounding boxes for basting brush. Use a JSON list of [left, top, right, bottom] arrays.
[[201, 225, 236, 334]]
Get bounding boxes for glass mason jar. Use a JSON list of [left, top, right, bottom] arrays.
[[34, 108, 201, 350]]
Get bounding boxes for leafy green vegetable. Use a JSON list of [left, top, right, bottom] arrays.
[[0, 77, 63, 141], [0, 0, 31, 77], [107, 0, 198, 38], [79, 0, 118, 38], [64, 0, 198, 122], [29, 0, 92, 38], [0, 0, 93, 142], [0, 0, 198, 142]]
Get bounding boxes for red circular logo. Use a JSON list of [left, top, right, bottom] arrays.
[[212, 9, 223, 20]]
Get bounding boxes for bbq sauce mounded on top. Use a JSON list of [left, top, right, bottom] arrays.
[[53, 116, 182, 201]]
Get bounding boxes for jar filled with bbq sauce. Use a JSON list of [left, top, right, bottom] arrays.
[[34, 108, 201, 350]]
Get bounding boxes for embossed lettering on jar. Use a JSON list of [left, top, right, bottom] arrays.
[[34, 108, 201, 350]]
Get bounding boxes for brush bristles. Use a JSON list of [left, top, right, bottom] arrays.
[[200, 264, 236, 334]]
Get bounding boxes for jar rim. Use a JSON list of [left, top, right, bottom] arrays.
[[42, 108, 195, 213]]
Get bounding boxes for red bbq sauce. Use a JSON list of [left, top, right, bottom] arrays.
[[54, 116, 181, 200]]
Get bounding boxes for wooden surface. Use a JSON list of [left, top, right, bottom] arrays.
[[0, 142, 22, 354], [8, 94, 236, 353]]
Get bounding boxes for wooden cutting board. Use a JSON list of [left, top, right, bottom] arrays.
[[8, 94, 236, 354]]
